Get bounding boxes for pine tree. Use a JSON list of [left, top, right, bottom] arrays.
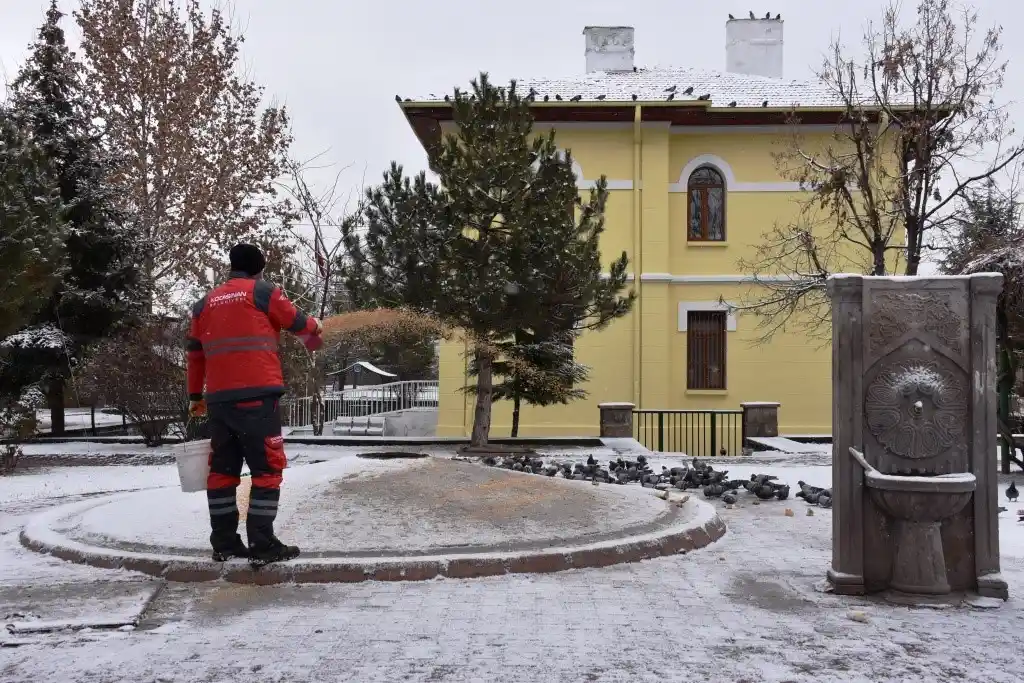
[[0, 108, 66, 341], [942, 181, 1024, 471], [474, 330, 588, 437], [1, 2, 143, 435], [345, 73, 634, 445]]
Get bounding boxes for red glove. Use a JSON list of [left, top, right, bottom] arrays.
[[301, 333, 323, 352]]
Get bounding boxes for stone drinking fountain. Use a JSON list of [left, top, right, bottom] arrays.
[[827, 274, 1008, 601]]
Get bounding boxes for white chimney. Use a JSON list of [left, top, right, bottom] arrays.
[[726, 16, 784, 79], [583, 26, 635, 73]]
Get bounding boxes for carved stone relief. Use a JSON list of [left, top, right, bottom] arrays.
[[864, 359, 967, 460], [868, 292, 963, 356]]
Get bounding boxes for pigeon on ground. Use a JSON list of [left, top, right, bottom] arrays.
[[1007, 481, 1019, 502]]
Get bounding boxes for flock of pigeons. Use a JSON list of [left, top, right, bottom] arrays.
[[479, 453, 1021, 520], [728, 12, 782, 20], [480, 452, 839, 509]]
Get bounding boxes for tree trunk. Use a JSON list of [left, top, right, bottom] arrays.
[[511, 395, 521, 437], [872, 240, 888, 276], [46, 379, 66, 436], [312, 390, 324, 436], [470, 347, 493, 447], [998, 347, 1013, 474], [904, 218, 922, 276], [997, 303, 1014, 474]]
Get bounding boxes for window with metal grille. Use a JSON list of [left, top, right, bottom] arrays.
[[687, 166, 726, 241], [687, 310, 727, 390]]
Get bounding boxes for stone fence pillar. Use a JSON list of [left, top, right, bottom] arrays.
[[598, 402, 635, 438], [741, 402, 780, 442]]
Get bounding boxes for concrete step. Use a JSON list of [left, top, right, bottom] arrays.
[[333, 415, 385, 426], [332, 415, 385, 437], [332, 426, 385, 437]]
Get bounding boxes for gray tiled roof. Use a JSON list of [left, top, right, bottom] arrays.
[[411, 66, 850, 109]]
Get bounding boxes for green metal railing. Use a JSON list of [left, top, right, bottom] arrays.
[[633, 409, 744, 457]]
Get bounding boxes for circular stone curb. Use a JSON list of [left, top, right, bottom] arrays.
[[20, 494, 727, 585]]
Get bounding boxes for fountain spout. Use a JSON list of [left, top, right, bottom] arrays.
[[848, 447, 876, 474]]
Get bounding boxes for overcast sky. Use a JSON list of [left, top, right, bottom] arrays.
[[1, 0, 1019, 224]]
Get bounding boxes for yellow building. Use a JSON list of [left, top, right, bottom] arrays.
[[399, 20, 860, 448]]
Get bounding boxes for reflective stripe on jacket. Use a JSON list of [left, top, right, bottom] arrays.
[[186, 271, 317, 404]]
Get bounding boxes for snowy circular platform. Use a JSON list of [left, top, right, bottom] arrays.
[[20, 456, 726, 583]]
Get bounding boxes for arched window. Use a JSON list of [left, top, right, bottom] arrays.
[[687, 166, 725, 241]]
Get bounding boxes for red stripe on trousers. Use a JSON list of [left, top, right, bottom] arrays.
[[208, 472, 241, 488], [251, 473, 283, 489]]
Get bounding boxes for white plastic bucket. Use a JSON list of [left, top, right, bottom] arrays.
[[176, 439, 211, 492]]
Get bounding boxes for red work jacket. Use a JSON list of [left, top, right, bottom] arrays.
[[187, 272, 317, 404]]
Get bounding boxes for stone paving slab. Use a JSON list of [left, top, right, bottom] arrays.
[[0, 579, 163, 635]]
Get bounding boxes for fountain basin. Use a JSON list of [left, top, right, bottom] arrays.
[[865, 470, 975, 520], [862, 468, 976, 596]]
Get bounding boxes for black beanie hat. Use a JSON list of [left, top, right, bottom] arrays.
[[229, 243, 266, 276]]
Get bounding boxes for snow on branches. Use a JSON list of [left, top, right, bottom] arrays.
[[1, 324, 69, 351]]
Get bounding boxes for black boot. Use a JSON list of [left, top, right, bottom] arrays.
[[208, 487, 245, 561], [211, 534, 249, 562], [248, 537, 301, 568], [246, 486, 298, 567]]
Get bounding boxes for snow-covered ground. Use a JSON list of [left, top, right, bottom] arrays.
[[34, 408, 127, 433], [1, 446, 1023, 682]]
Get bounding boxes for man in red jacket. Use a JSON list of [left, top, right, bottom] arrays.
[[186, 243, 322, 566]]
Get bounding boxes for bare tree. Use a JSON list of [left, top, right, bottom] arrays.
[[75, 0, 294, 302], [274, 156, 362, 435], [740, 0, 1022, 341], [80, 317, 189, 446]]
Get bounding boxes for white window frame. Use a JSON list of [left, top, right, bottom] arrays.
[[677, 301, 738, 332]]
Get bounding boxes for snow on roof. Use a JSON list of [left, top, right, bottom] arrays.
[[409, 66, 855, 109], [327, 361, 398, 378]]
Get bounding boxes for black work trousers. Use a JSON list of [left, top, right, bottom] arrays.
[[205, 395, 287, 551]]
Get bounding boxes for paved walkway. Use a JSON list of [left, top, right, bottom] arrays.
[[2, 460, 1023, 682]]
